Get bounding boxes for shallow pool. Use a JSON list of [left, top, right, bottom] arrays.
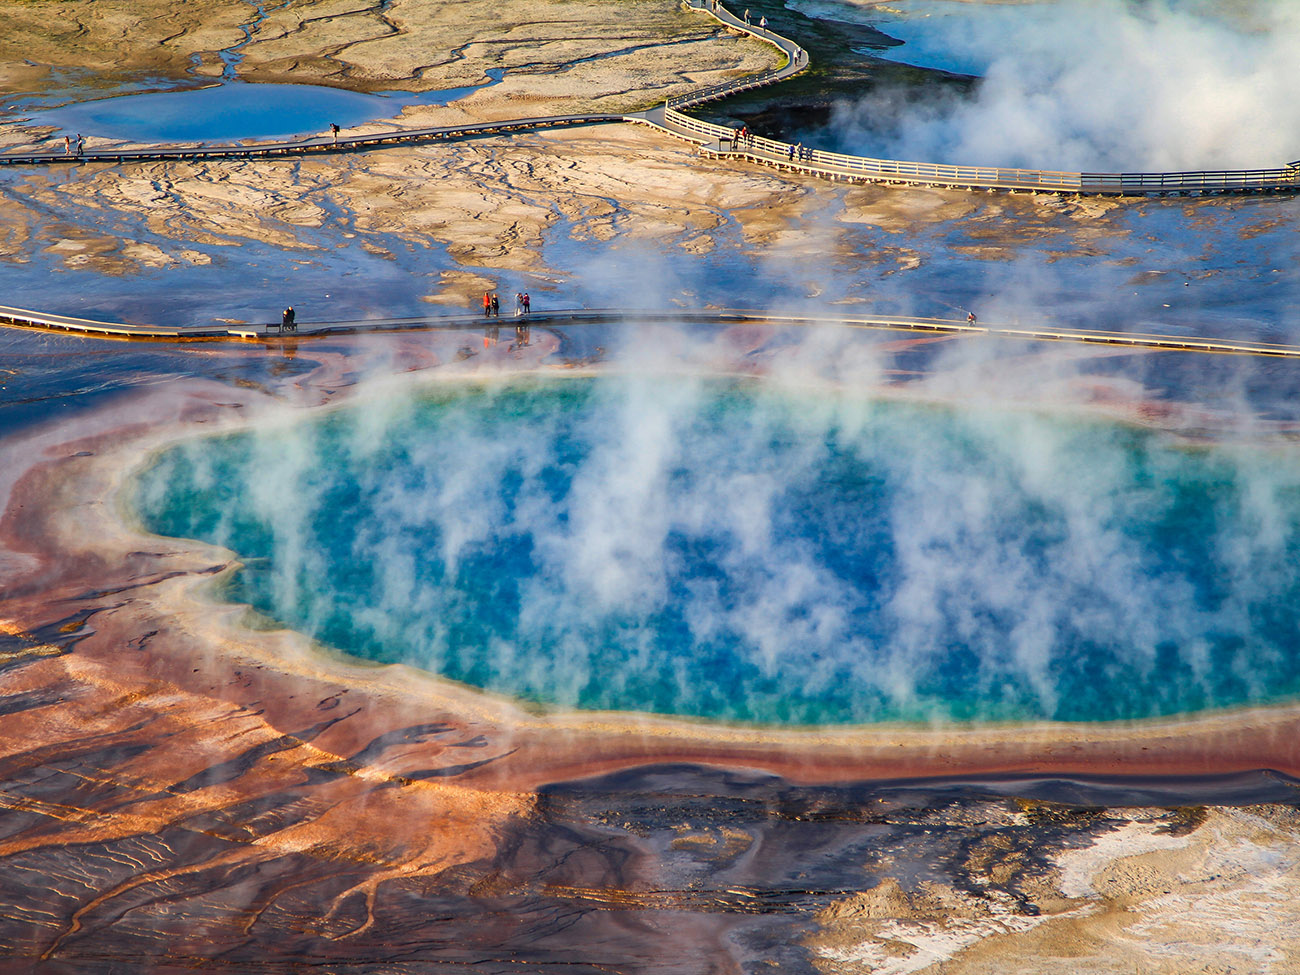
[[28, 71, 505, 143]]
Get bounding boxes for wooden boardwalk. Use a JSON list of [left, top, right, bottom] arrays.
[[0, 114, 624, 167], [4, 303, 1299, 359], [1, 1, 1296, 197]]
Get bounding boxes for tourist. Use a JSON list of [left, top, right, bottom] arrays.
[[63, 135, 71, 156], [759, 15, 767, 31], [743, 8, 750, 24], [483, 291, 492, 317], [967, 311, 977, 325], [788, 143, 795, 161], [522, 292, 531, 315], [330, 122, 340, 143], [75, 134, 84, 156], [491, 293, 500, 317], [282, 306, 296, 332]]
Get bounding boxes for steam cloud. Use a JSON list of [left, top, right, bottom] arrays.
[[828, 0, 1300, 172], [133, 327, 1300, 726]]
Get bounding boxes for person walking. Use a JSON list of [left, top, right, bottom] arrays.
[[743, 8, 750, 24], [75, 134, 84, 156], [63, 135, 71, 156], [967, 311, 977, 325], [483, 291, 492, 317], [759, 14, 767, 31], [522, 292, 530, 315], [330, 122, 340, 144], [491, 293, 500, 317], [281, 306, 296, 332]]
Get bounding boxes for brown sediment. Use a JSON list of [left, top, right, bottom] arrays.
[[1, 332, 1298, 968]]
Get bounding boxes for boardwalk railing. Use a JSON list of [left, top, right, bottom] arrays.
[[0, 114, 624, 166], [6, 301, 1300, 359], [660, 1, 1300, 196]]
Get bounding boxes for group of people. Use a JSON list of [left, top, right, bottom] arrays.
[[61, 134, 85, 157], [482, 291, 531, 317]]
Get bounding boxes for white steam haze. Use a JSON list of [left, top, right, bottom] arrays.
[[131, 325, 1300, 726], [828, 0, 1300, 172]]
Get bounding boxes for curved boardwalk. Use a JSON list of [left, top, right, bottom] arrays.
[[1, 1, 1295, 197], [4, 302, 1299, 359]]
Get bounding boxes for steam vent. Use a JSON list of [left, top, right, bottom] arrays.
[[2, 0, 1300, 972]]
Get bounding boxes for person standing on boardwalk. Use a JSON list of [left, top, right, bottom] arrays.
[[743, 8, 750, 24], [491, 293, 500, 317], [522, 292, 531, 315], [484, 291, 492, 317], [330, 122, 340, 143], [281, 307, 296, 332], [759, 15, 767, 31], [63, 135, 71, 156]]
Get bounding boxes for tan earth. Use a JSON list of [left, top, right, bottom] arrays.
[[0, 0, 778, 109], [809, 804, 1300, 975]]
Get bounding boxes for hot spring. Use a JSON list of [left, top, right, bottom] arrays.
[[132, 374, 1300, 726]]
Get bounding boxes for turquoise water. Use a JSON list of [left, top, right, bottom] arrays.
[[133, 377, 1300, 725]]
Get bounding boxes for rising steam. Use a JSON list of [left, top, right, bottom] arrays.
[[131, 325, 1300, 726], [827, 0, 1300, 172]]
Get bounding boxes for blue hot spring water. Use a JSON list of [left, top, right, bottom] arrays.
[[133, 377, 1300, 725]]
